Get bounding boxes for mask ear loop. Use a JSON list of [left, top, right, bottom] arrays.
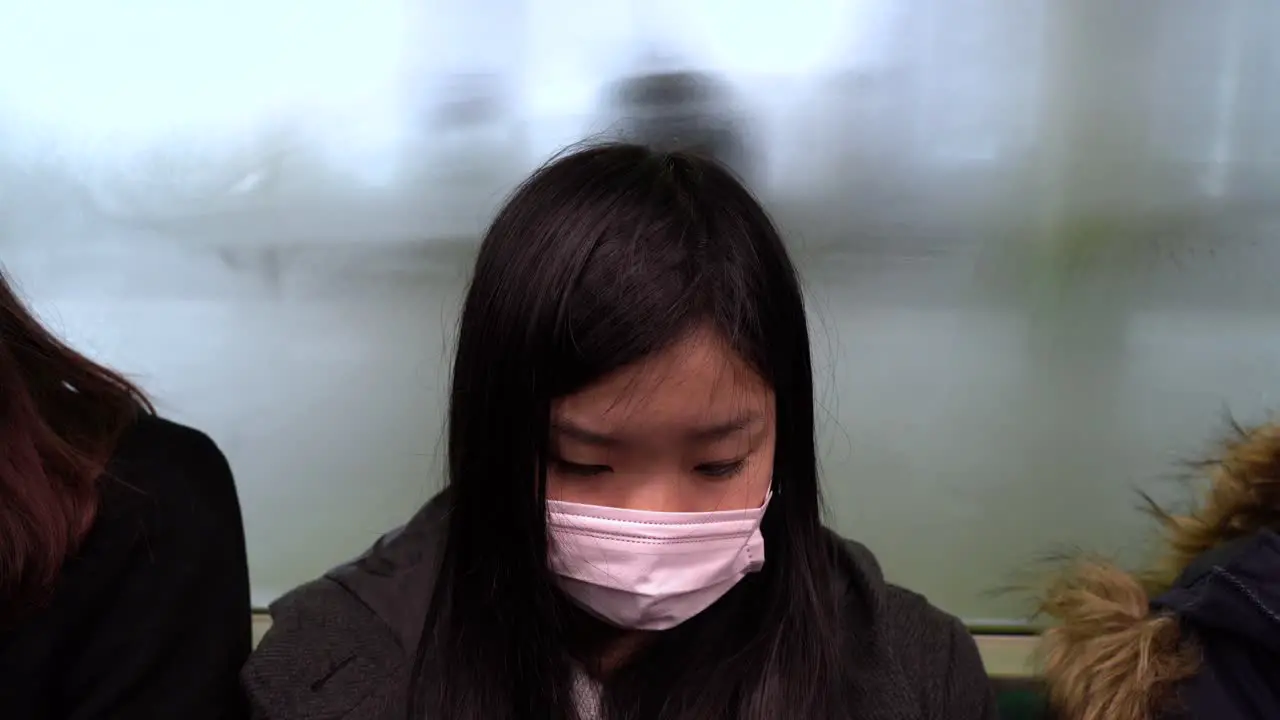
[[742, 483, 773, 564], [754, 485, 775, 517]]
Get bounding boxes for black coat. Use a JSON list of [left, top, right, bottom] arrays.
[[0, 415, 251, 719], [1152, 530, 1280, 720]]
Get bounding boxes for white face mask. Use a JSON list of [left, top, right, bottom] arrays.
[[545, 492, 771, 630]]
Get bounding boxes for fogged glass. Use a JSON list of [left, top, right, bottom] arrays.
[[3, 0, 1279, 624]]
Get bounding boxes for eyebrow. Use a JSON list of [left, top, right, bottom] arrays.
[[551, 414, 763, 446]]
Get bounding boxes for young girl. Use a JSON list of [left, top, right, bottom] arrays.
[[1039, 420, 1280, 720], [243, 144, 994, 720]]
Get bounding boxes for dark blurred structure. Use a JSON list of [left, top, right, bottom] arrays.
[[604, 70, 753, 183]]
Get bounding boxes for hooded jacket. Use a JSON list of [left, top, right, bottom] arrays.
[[242, 492, 996, 719], [1039, 421, 1280, 720]]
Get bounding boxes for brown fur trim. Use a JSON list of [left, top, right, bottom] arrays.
[[1151, 420, 1280, 584], [1039, 559, 1197, 720], [1038, 419, 1280, 720]]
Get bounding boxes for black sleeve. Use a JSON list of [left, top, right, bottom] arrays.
[[243, 579, 410, 719], [58, 423, 252, 719], [877, 579, 998, 720], [932, 616, 999, 720]]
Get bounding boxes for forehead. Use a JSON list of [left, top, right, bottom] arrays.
[[553, 329, 772, 433]]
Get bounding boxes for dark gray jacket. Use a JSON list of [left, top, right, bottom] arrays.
[[243, 494, 996, 719]]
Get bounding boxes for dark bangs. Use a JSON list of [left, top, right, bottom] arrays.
[[543, 151, 777, 397]]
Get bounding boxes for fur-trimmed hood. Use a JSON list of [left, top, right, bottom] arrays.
[[1039, 421, 1280, 720]]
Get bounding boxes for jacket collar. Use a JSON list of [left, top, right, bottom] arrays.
[[1152, 529, 1280, 656]]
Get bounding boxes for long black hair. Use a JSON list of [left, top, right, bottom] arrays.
[[413, 143, 851, 719]]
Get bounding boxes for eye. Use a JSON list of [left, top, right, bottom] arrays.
[[552, 459, 612, 477], [696, 458, 747, 479]]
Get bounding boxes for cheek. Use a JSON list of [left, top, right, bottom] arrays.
[[742, 443, 775, 507], [545, 473, 572, 503]]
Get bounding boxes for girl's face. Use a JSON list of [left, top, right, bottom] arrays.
[[547, 326, 775, 513]]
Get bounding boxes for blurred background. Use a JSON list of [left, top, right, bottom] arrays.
[[3, 0, 1280, 627]]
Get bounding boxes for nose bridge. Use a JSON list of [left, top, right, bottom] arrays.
[[623, 468, 693, 512]]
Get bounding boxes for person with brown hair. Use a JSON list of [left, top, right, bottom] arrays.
[[0, 271, 252, 717], [1039, 420, 1280, 720]]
